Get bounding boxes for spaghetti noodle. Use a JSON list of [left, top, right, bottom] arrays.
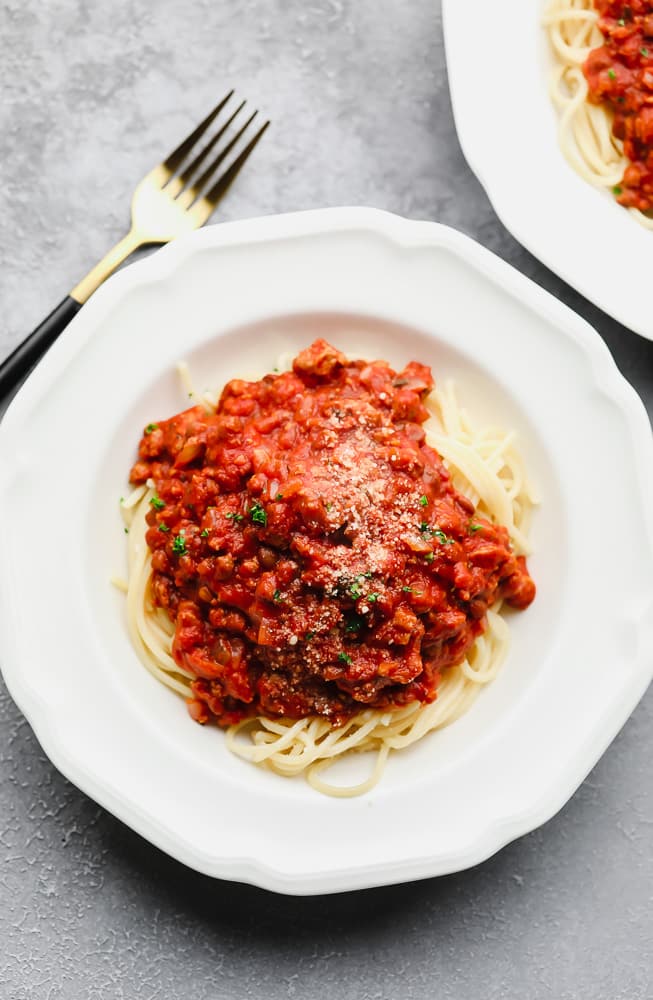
[[119, 347, 536, 797]]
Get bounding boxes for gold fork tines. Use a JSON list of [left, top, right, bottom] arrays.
[[71, 93, 270, 304]]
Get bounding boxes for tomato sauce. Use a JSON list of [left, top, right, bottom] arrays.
[[130, 341, 535, 727], [584, 1, 653, 211]]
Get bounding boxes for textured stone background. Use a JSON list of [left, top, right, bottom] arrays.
[[1, 1, 652, 998]]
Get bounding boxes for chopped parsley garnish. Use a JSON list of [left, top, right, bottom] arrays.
[[200, 528, 209, 538], [338, 652, 352, 664], [402, 586, 414, 593], [434, 528, 455, 545], [276, 493, 283, 500], [305, 631, 315, 641], [469, 523, 483, 534], [367, 592, 379, 603], [158, 523, 170, 533], [272, 589, 284, 603], [419, 495, 428, 506], [642, 47, 649, 57], [349, 581, 363, 600], [345, 615, 363, 633], [424, 552, 435, 563], [149, 496, 165, 511], [124, 527, 129, 534], [608, 68, 617, 80], [613, 185, 623, 195], [144, 423, 158, 435], [225, 512, 244, 522], [172, 533, 187, 555], [249, 502, 267, 526], [418, 522, 453, 544]]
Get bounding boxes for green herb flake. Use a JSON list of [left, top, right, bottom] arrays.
[[144, 423, 158, 435], [419, 495, 428, 507], [325, 502, 333, 512], [349, 581, 363, 600], [200, 528, 209, 538], [338, 652, 352, 664], [618, 17, 625, 25], [345, 615, 363, 633], [119, 496, 125, 504], [469, 523, 483, 534], [419, 521, 431, 534], [642, 47, 650, 57], [250, 502, 267, 527], [172, 533, 187, 555], [158, 524, 170, 533], [276, 493, 284, 500], [608, 68, 617, 80], [434, 528, 455, 545], [124, 527, 129, 534], [613, 185, 623, 195], [225, 512, 244, 522], [149, 496, 165, 511], [272, 589, 284, 603], [305, 631, 315, 641], [367, 592, 379, 603], [424, 552, 435, 563], [402, 586, 414, 593]]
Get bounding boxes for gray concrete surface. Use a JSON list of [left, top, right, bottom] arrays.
[[1, 1, 652, 998]]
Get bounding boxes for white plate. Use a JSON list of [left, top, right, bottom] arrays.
[[1, 208, 652, 895], [442, 0, 652, 340]]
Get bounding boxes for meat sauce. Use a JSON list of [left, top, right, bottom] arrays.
[[130, 340, 535, 727], [584, 1, 653, 211]]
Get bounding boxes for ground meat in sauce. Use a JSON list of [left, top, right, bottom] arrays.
[[130, 339, 535, 727], [584, 1, 653, 211]]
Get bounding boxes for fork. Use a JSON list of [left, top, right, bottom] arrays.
[[0, 92, 269, 398]]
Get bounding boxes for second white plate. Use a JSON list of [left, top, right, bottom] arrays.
[[442, 0, 652, 340]]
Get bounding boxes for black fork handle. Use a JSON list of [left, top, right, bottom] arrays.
[[0, 296, 82, 400]]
